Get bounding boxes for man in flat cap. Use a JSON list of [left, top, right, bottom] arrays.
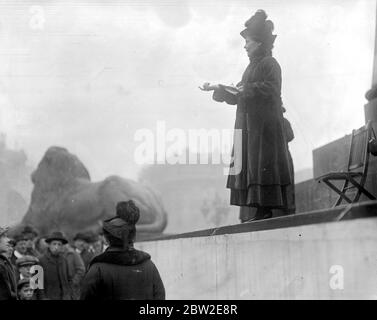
[[0, 227, 18, 300], [81, 200, 165, 300], [39, 231, 74, 300], [16, 255, 39, 280], [16, 255, 44, 300]]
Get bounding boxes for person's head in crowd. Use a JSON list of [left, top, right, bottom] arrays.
[[63, 241, 72, 250], [35, 236, 48, 255], [17, 279, 34, 300], [14, 233, 29, 255], [21, 226, 39, 251], [90, 234, 104, 255], [45, 231, 68, 256], [73, 232, 91, 252], [0, 227, 12, 258], [5, 238, 15, 259], [103, 200, 140, 250], [101, 233, 109, 250], [16, 255, 39, 279]]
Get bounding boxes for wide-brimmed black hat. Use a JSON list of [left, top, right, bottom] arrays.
[[45, 231, 68, 244], [240, 9, 277, 45]]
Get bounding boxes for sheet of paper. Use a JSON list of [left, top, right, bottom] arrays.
[[220, 84, 240, 95]]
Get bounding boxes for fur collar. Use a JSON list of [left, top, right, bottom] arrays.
[[90, 248, 151, 267]]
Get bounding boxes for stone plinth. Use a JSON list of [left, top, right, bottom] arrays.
[[137, 205, 377, 299]]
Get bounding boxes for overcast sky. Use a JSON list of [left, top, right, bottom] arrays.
[[0, 0, 375, 181]]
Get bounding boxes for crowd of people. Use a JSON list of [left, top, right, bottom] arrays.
[[1, 8, 295, 301], [0, 200, 165, 300]]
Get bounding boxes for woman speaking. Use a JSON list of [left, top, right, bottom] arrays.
[[200, 10, 293, 221]]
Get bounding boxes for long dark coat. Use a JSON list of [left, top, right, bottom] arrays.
[[63, 247, 85, 300], [0, 254, 17, 300], [283, 117, 296, 214], [213, 55, 292, 208], [80, 248, 165, 300], [39, 250, 74, 300]]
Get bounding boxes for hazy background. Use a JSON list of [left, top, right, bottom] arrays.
[[0, 0, 375, 229], [0, 0, 375, 180]]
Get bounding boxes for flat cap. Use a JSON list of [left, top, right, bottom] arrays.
[[16, 255, 39, 267]]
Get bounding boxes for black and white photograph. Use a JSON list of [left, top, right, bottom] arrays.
[[0, 0, 376, 304]]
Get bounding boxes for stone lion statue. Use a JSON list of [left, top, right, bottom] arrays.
[[21, 146, 167, 239]]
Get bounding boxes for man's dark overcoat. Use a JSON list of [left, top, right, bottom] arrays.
[[39, 250, 73, 300]]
